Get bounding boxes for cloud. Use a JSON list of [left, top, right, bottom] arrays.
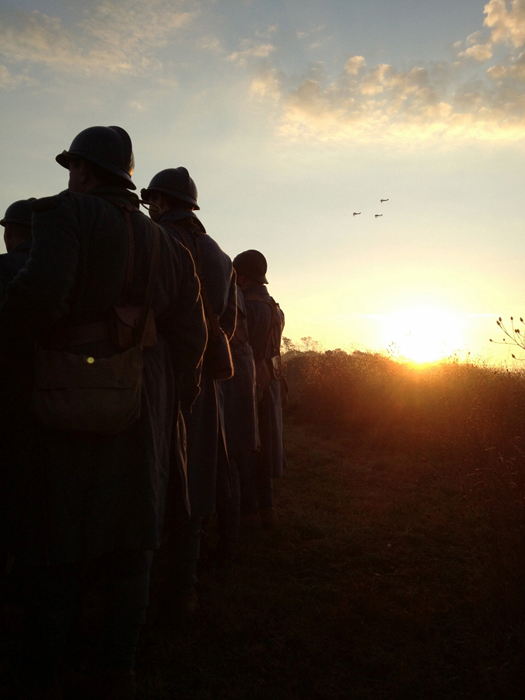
[[0, 11, 75, 67], [484, 0, 525, 47], [127, 100, 149, 113], [0, 64, 21, 88], [0, 1, 196, 80], [459, 43, 493, 61], [244, 2, 525, 144], [296, 24, 325, 40], [0, 63, 32, 89], [255, 24, 278, 38], [488, 50, 525, 79], [228, 40, 276, 65], [251, 69, 282, 102], [253, 55, 525, 144], [344, 56, 366, 76], [467, 31, 483, 46], [198, 35, 222, 52]]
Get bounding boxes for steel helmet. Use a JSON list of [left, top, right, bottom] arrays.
[[0, 198, 37, 227], [233, 250, 268, 285], [141, 167, 199, 210], [56, 126, 136, 190]]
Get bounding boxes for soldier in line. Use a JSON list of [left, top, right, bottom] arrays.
[[233, 250, 286, 528], [141, 168, 237, 609], [0, 198, 35, 586], [0, 198, 35, 298], [219, 282, 260, 539], [0, 127, 207, 699]]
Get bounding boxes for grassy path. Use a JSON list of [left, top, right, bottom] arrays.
[[138, 423, 520, 700]]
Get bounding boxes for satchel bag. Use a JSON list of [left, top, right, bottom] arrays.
[[168, 222, 234, 381], [32, 212, 161, 434]]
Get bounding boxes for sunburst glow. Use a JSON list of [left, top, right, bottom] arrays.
[[383, 307, 465, 364]]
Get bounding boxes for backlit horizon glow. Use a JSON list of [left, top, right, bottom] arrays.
[[382, 307, 466, 364], [1, 1, 525, 365]]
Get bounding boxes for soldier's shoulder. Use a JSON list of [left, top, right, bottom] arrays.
[[31, 195, 61, 213], [200, 233, 232, 267], [31, 190, 85, 215], [244, 291, 271, 303], [0, 252, 9, 273]]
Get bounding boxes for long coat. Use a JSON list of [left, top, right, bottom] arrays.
[[0, 187, 207, 564], [244, 284, 285, 480], [0, 238, 32, 400], [159, 210, 236, 518], [0, 239, 33, 558], [0, 239, 31, 300], [221, 286, 259, 459]]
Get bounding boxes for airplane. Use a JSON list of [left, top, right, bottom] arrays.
[[375, 214, 383, 218], [380, 199, 389, 203], [353, 212, 361, 216]]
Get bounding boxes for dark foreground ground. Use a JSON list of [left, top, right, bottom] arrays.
[[2, 420, 524, 699], [141, 422, 525, 699]]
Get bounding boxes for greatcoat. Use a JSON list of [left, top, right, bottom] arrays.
[[159, 210, 236, 518], [0, 239, 31, 301], [0, 187, 207, 564], [244, 284, 285, 480], [221, 286, 259, 459], [0, 239, 33, 557]]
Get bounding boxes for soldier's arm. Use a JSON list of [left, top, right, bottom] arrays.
[[220, 271, 237, 339], [158, 241, 207, 410], [246, 301, 272, 361], [0, 194, 80, 354]]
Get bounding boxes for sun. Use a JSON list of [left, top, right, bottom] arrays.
[[382, 306, 465, 364]]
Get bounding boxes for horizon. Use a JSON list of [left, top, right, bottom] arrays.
[[1, 0, 525, 364]]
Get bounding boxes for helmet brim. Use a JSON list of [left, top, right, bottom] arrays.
[[0, 218, 32, 227], [56, 151, 71, 169], [141, 186, 200, 211], [56, 150, 137, 190], [234, 269, 268, 285]]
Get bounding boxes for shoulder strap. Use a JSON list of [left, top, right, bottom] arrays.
[[94, 195, 160, 348], [122, 209, 135, 305], [166, 221, 223, 341], [94, 195, 138, 305]]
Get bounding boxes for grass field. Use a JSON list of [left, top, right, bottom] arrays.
[[134, 351, 525, 699], [3, 350, 525, 698]]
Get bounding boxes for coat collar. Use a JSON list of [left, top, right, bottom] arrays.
[[244, 284, 268, 296], [88, 186, 141, 208], [158, 209, 206, 233]]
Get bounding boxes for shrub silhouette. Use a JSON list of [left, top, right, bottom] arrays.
[[284, 348, 525, 643]]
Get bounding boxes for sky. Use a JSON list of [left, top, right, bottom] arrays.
[[1, 0, 525, 363]]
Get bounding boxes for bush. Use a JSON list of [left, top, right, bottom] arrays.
[[284, 349, 525, 459], [283, 349, 525, 643]]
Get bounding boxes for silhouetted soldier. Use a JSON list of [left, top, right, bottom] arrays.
[[142, 168, 237, 603], [0, 198, 35, 297], [0, 127, 206, 699], [220, 284, 260, 533], [233, 250, 285, 528], [0, 198, 35, 595]]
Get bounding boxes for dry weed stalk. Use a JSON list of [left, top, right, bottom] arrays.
[[490, 316, 525, 359]]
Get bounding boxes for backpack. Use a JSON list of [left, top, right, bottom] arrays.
[[32, 204, 160, 434]]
